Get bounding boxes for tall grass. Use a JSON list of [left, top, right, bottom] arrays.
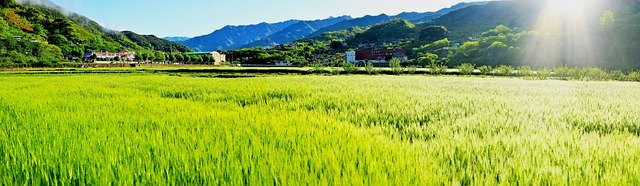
[[0, 75, 639, 184]]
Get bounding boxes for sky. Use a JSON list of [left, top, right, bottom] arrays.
[[48, 0, 481, 38]]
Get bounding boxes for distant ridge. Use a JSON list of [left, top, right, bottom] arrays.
[[306, 14, 393, 38], [163, 36, 190, 42], [181, 20, 300, 51], [181, 2, 488, 50], [242, 16, 352, 48]]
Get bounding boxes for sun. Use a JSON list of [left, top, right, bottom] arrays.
[[520, 0, 606, 67]]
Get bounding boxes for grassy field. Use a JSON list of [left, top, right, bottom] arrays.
[[1, 74, 639, 184]]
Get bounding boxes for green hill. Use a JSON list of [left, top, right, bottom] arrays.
[[0, 0, 190, 66], [429, 1, 541, 37], [298, 0, 640, 70], [347, 19, 418, 45]]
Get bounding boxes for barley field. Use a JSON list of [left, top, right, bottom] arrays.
[[1, 74, 639, 185]]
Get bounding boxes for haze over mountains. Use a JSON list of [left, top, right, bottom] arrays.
[[178, 2, 487, 51], [163, 36, 190, 42]]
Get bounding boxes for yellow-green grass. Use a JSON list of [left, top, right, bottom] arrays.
[[0, 74, 639, 184]]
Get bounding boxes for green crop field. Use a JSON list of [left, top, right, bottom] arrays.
[[1, 74, 639, 185]]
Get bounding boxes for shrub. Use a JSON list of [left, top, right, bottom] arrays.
[[479, 66, 493, 76], [496, 65, 514, 76], [517, 65, 533, 78], [365, 62, 379, 75], [407, 65, 418, 74], [610, 70, 626, 81], [342, 62, 357, 74], [554, 65, 571, 79], [586, 67, 610, 81], [418, 53, 438, 68], [456, 63, 475, 75], [390, 58, 403, 75], [330, 67, 342, 75], [429, 61, 447, 75], [536, 67, 551, 80], [568, 67, 583, 80], [310, 63, 325, 74], [628, 71, 640, 82]]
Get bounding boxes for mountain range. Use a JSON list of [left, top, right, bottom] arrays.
[[180, 2, 487, 51], [240, 16, 352, 48], [180, 20, 300, 52]]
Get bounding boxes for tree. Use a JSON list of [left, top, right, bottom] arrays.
[[48, 34, 70, 45], [329, 40, 345, 50], [420, 26, 448, 43], [175, 53, 184, 62], [0, 0, 16, 8], [155, 51, 166, 62], [191, 56, 202, 64], [418, 53, 438, 67], [147, 52, 156, 62], [460, 41, 480, 57], [197, 56, 204, 63], [426, 38, 450, 51], [134, 53, 143, 62], [600, 10, 615, 30], [184, 55, 191, 62], [489, 25, 512, 35], [168, 53, 176, 62], [141, 53, 149, 62]]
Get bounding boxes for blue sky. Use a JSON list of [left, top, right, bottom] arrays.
[[49, 0, 480, 37]]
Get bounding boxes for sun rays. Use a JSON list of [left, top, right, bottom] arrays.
[[522, 0, 607, 67]]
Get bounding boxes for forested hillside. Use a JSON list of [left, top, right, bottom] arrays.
[[0, 0, 190, 66], [347, 19, 418, 45], [120, 31, 191, 53], [290, 0, 640, 70], [435, 0, 640, 69]]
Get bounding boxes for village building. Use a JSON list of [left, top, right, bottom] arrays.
[[85, 51, 136, 61], [211, 52, 226, 64], [275, 60, 293, 66], [345, 49, 408, 64], [346, 51, 357, 63], [186, 51, 227, 65]]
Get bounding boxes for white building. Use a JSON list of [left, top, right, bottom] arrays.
[[210, 52, 226, 64], [345, 51, 356, 63], [94, 51, 136, 61]]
